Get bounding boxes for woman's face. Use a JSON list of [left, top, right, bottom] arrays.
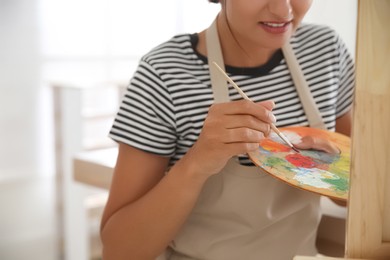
[[221, 0, 313, 50]]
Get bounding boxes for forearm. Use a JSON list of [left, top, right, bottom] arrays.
[[101, 160, 208, 260], [336, 110, 352, 137], [101, 100, 273, 259]]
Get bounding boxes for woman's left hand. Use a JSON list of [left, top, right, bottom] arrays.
[[292, 135, 340, 154]]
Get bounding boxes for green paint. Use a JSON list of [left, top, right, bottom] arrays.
[[322, 177, 349, 192], [265, 157, 285, 166]]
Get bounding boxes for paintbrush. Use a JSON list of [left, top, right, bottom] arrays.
[[212, 61, 300, 153]]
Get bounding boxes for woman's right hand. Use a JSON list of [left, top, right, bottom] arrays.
[[180, 99, 276, 178], [101, 99, 275, 260]]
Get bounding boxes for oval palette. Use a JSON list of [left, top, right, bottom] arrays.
[[248, 126, 351, 201]]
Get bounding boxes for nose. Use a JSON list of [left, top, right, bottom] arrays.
[[268, 0, 293, 20]]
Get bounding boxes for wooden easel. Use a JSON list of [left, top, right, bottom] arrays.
[[345, 0, 390, 258], [295, 1, 390, 259]]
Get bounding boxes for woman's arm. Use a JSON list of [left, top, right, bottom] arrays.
[[336, 110, 352, 137], [101, 100, 276, 260], [100, 143, 209, 260]]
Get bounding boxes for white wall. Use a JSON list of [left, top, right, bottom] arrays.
[[304, 0, 358, 58], [0, 0, 46, 178]]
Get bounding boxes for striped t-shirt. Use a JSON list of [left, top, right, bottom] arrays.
[[109, 23, 355, 167]]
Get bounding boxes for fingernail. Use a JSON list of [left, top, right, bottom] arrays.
[[269, 112, 276, 123]]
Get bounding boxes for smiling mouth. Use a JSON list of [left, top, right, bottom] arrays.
[[260, 21, 291, 28], [258, 21, 292, 34]]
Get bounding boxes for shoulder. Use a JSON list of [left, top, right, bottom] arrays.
[[293, 23, 339, 43], [289, 23, 351, 63], [141, 34, 194, 64], [291, 23, 341, 52]]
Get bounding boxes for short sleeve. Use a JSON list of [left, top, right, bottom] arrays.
[[109, 59, 177, 156], [335, 34, 355, 118]]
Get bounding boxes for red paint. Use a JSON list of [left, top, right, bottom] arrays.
[[286, 153, 318, 168]]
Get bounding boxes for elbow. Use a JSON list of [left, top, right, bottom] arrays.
[[102, 245, 160, 260], [100, 228, 160, 260], [100, 223, 123, 260]]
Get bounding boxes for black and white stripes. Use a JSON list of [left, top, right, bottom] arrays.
[[109, 23, 355, 167]]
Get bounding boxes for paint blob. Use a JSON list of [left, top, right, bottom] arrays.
[[260, 138, 291, 153], [285, 153, 318, 168]]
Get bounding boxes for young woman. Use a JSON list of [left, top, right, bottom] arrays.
[[100, 0, 355, 259]]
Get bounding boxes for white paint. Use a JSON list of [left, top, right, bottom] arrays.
[[292, 167, 339, 189]]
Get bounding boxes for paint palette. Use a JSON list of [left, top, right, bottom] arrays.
[[248, 126, 351, 201]]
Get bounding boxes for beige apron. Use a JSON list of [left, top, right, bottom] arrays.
[[166, 18, 326, 260]]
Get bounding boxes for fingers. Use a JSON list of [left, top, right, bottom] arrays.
[[224, 142, 260, 157], [224, 114, 271, 136], [200, 122, 265, 149], [211, 99, 276, 124], [258, 100, 275, 111], [224, 128, 265, 144], [185, 99, 276, 176], [293, 136, 340, 154]]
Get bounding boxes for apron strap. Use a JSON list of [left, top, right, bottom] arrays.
[[206, 18, 229, 103], [282, 43, 327, 130], [206, 17, 326, 129]]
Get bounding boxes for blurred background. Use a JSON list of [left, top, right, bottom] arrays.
[[0, 0, 357, 259]]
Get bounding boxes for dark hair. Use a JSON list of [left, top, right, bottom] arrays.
[[209, 0, 219, 3]]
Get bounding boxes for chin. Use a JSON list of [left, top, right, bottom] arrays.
[[255, 30, 293, 49], [261, 38, 291, 50]]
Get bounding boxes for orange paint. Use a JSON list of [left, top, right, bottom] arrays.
[[260, 139, 291, 152]]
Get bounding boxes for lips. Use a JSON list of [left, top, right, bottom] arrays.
[[259, 21, 291, 34], [261, 22, 290, 27]]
